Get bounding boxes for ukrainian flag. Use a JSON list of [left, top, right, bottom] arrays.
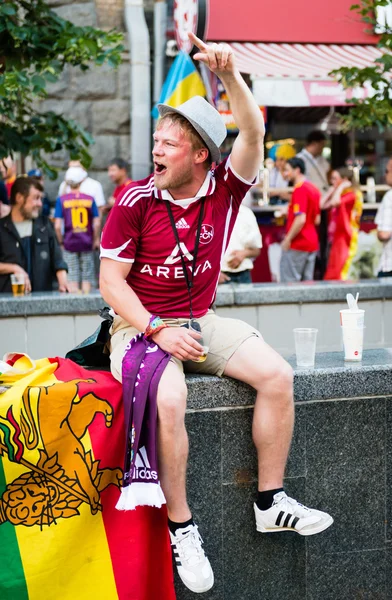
[[152, 51, 206, 118]]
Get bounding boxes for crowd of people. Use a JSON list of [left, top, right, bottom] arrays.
[[0, 33, 391, 597], [0, 156, 132, 294], [265, 130, 392, 283], [1, 122, 392, 296]]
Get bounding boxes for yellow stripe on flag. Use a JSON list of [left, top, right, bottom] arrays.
[[3, 458, 118, 600], [166, 71, 207, 108], [341, 190, 363, 280]]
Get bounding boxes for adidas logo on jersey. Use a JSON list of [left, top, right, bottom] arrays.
[[175, 218, 190, 229]]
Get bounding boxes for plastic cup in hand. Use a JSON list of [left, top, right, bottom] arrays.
[[188, 322, 209, 363], [293, 328, 318, 368], [10, 273, 25, 296], [341, 326, 365, 361]]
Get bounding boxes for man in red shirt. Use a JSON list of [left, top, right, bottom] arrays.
[[105, 158, 132, 213], [100, 34, 332, 595], [281, 157, 321, 282]]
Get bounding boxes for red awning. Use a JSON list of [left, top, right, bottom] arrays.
[[230, 42, 381, 80], [227, 42, 382, 106], [207, 0, 379, 45]]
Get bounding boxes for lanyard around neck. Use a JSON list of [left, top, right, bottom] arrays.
[[165, 198, 205, 321]]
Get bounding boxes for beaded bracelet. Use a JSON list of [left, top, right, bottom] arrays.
[[144, 315, 168, 341]]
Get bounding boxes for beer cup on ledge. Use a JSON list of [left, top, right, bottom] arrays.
[[10, 273, 25, 297]]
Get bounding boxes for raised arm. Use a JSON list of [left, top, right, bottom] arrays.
[[190, 33, 265, 182], [323, 181, 352, 209], [320, 186, 335, 210]]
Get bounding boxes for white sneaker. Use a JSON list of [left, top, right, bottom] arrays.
[[170, 523, 214, 593], [254, 491, 333, 536]]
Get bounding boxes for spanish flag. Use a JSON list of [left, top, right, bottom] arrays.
[[152, 51, 206, 118], [324, 188, 364, 281], [0, 354, 175, 600]]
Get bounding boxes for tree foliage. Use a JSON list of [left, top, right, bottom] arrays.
[[330, 0, 392, 131], [0, 0, 123, 176]]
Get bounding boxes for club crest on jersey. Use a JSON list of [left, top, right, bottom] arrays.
[[199, 224, 214, 245]]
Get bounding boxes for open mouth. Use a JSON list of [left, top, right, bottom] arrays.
[[154, 162, 167, 175]]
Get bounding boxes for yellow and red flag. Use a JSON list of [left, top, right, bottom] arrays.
[[324, 188, 364, 281], [0, 353, 175, 600]]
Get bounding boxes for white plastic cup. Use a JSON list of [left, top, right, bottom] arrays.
[[340, 309, 365, 329], [341, 326, 365, 361], [293, 328, 318, 368]]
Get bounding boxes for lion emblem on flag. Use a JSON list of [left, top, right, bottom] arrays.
[[0, 378, 123, 528]]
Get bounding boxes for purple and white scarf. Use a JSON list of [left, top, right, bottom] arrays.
[[116, 333, 170, 511]]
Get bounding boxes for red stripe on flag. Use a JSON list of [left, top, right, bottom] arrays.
[[55, 359, 176, 600], [6, 407, 24, 462]]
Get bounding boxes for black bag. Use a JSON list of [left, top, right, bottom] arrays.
[[65, 307, 113, 368]]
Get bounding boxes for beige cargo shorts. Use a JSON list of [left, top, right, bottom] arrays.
[[109, 310, 262, 382]]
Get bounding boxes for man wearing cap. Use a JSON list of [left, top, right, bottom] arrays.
[[0, 176, 69, 293], [100, 33, 333, 595], [54, 166, 100, 294], [58, 160, 106, 211]]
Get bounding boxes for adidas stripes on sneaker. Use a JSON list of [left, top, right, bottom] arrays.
[[170, 523, 214, 593], [254, 491, 333, 536]]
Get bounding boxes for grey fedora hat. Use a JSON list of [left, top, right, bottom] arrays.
[[157, 96, 227, 164]]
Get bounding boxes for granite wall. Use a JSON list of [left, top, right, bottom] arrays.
[[178, 349, 392, 600], [1, 283, 392, 597], [42, 0, 155, 201], [1, 280, 391, 359]]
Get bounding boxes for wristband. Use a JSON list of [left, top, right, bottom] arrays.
[[144, 315, 168, 341]]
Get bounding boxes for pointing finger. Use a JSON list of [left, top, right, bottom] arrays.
[[188, 32, 208, 51]]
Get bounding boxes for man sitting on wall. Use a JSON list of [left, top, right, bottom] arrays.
[[100, 34, 333, 596]]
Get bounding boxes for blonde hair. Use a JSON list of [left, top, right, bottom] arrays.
[[157, 112, 212, 169]]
